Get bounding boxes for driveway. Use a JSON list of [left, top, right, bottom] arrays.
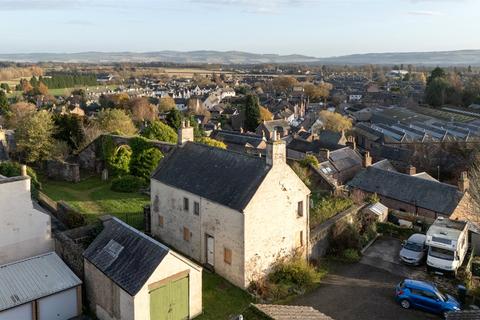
[[293, 236, 441, 320]]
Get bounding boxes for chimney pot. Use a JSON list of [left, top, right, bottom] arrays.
[[363, 151, 372, 167], [20, 165, 27, 177], [459, 171, 469, 193], [407, 165, 416, 176]]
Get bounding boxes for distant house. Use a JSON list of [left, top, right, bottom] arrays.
[[150, 124, 310, 288], [0, 252, 82, 320], [348, 164, 474, 221], [256, 119, 291, 140], [210, 130, 267, 154], [0, 168, 53, 265], [84, 217, 202, 320], [287, 131, 347, 160]]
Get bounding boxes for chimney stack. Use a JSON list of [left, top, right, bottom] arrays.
[[346, 136, 356, 150], [178, 120, 194, 145], [363, 151, 372, 167], [266, 130, 286, 167], [407, 165, 416, 176], [458, 171, 469, 193], [20, 164, 27, 177]]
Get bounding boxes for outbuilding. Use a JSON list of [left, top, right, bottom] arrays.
[[0, 252, 82, 320], [83, 217, 202, 320]]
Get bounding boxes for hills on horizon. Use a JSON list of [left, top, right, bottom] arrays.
[[0, 49, 479, 66]]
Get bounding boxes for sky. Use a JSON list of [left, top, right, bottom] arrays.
[[0, 0, 479, 57]]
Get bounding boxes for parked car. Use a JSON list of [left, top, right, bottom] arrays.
[[395, 279, 461, 317], [399, 233, 427, 265]]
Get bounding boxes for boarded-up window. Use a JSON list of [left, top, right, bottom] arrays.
[[153, 195, 160, 213], [297, 230, 304, 247], [194, 201, 200, 215], [183, 197, 189, 211], [297, 201, 304, 217], [158, 215, 164, 227], [224, 248, 232, 265], [183, 227, 190, 241]]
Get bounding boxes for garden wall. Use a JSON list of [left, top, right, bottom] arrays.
[[45, 160, 80, 183], [309, 204, 365, 261]]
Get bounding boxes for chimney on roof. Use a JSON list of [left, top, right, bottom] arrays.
[[363, 151, 372, 168], [178, 120, 194, 146], [319, 149, 330, 161], [346, 136, 356, 150], [266, 129, 286, 166], [458, 171, 469, 193], [407, 165, 416, 176]]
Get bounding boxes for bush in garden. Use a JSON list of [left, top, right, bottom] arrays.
[[108, 145, 132, 177], [268, 255, 319, 288], [341, 248, 361, 263], [111, 175, 146, 193], [300, 154, 319, 168]]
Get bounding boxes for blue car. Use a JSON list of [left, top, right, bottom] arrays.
[[395, 279, 460, 317]]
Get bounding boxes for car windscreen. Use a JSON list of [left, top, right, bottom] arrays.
[[429, 246, 454, 261], [404, 241, 423, 252]]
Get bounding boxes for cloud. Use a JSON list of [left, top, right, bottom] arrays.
[[407, 10, 444, 16], [66, 19, 95, 26]]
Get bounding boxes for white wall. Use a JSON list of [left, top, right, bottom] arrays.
[[243, 163, 310, 287], [0, 177, 53, 265], [38, 287, 78, 320], [0, 303, 32, 320], [134, 252, 202, 320]]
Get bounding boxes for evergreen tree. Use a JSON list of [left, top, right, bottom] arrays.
[[244, 94, 261, 132]]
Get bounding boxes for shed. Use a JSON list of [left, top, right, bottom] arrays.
[[0, 252, 82, 320], [83, 217, 202, 320], [364, 202, 389, 222]]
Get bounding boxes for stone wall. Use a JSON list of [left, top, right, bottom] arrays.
[[46, 160, 80, 183], [77, 134, 176, 172], [54, 224, 100, 280], [309, 204, 365, 261]]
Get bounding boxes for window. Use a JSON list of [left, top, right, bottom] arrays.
[[297, 230, 304, 247], [297, 201, 304, 217], [224, 248, 232, 265], [194, 201, 200, 216], [158, 215, 164, 227], [183, 197, 189, 211], [153, 195, 160, 213], [183, 227, 190, 242]]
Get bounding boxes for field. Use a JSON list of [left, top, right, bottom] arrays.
[[40, 176, 148, 229]]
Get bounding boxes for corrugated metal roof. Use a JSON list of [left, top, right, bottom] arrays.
[[0, 252, 81, 311]]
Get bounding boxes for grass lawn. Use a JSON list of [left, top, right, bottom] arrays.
[[197, 272, 258, 320], [40, 176, 148, 229]]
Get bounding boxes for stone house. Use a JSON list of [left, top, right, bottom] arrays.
[[348, 162, 474, 222], [150, 124, 310, 288], [256, 119, 291, 140], [84, 217, 202, 320], [0, 168, 53, 265]]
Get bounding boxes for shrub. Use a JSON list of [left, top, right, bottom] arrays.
[[268, 255, 320, 288], [310, 196, 353, 226], [108, 145, 132, 177], [329, 223, 362, 255], [300, 155, 319, 169], [377, 222, 414, 240], [141, 120, 178, 144], [196, 137, 227, 149], [129, 147, 163, 180], [111, 175, 146, 193], [341, 249, 361, 263]]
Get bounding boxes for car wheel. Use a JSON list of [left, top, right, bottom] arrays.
[[400, 299, 410, 309]]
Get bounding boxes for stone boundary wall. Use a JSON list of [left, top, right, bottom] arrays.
[[309, 204, 366, 261], [45, 160, 80, 183]]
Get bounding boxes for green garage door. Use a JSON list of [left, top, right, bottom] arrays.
[[150, 276, 189, 320]]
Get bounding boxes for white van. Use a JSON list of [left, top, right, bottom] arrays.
[[426, 217, 468, 275]]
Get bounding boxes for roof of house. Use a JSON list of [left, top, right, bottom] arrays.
[[253, 304, 334, 320], [83, 217, 170, 296], [0, 252, 81, 312], [371, 159, 397, 172], [327, 147, 363, 172], [261, 119, 291, 132], [348, 167, 463, 215], [152, 142, 270, 211], [211, 130, 265, 148]]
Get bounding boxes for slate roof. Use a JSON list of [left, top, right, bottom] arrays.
[[347, 167, 464, 215], [253, 304, 334, 320], [327, 147, 363, 172], [262, 119, 291, 132], [211, 130, 265, 148], [371, 159, 397, 172], [83, 217, 170, 296], [152, 142, 270, 211]]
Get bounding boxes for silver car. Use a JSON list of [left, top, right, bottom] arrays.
[[399, 233, 427, 266]]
